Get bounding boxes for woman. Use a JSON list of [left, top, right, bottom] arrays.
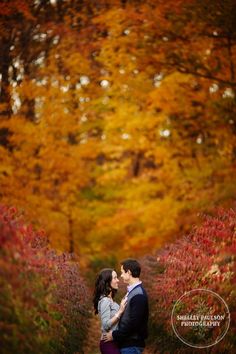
[[93, 268, 127, 354]]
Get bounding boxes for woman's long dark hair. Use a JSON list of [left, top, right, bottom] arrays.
[[93, 268, 117, 315]]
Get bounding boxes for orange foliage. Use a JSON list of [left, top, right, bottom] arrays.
[[0, 0, 236, 264]]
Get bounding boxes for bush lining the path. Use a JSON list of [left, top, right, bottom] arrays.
[[0, 205, 90, 354], [142, 207, 235, 353]]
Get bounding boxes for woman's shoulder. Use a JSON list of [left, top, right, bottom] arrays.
[[98, 296, 112, 304]]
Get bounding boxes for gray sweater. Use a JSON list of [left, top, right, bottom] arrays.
[[98, 296, 120, 333]]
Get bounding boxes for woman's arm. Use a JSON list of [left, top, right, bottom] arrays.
[[100, 297, 126, 331]]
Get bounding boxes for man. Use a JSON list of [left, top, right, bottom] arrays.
[[103, 259, 149, 354]]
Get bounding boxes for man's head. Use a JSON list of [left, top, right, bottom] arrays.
[[120, 259, 141, 284]]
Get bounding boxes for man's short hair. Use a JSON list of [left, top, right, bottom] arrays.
[[121, 259, 141, 278]]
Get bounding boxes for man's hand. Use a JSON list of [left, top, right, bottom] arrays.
[[103, 331, 113, 342]]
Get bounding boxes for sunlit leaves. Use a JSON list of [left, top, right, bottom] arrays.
[[1, 0, 236, 261]]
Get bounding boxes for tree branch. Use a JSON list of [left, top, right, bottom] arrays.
[[227, 36, 235, 82], [177, 67, 236, 87]]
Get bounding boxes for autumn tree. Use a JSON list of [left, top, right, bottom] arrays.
[[1, 0, 236, 262]]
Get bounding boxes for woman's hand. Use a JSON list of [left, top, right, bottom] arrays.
[[119, 297, 127, 313]]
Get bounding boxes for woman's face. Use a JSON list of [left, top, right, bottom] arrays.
[[110, 270, 119, 290]]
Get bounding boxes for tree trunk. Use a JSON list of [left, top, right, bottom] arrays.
[[0, 38, 12, 117], [68, 215, 74, 254]]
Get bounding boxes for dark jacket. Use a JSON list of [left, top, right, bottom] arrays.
[[112, 284, 149, 348]]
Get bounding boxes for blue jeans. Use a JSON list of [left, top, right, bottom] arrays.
[[120, 348, 144, 354]]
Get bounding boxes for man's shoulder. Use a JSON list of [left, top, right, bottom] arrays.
[[129, 284, 148, 298]]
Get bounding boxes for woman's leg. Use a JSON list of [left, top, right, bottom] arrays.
[[100, 340, 120, 354]]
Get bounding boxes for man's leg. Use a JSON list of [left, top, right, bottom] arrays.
[[120, 347, 144, 354]]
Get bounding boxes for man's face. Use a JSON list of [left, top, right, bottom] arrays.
[[120, 265, 131, 284]]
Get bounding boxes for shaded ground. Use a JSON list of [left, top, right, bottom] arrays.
[[82, 315, 101, 354]]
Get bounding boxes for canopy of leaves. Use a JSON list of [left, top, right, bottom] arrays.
[[0, 0, 236, 264]]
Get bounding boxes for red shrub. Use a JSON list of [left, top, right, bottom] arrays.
[[142, 207, 235, 353], [0, 205, 90, 354]]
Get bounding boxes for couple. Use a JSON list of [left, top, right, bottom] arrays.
[[93, 259, 149, 354]]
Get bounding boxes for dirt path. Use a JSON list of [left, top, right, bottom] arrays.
[[82, 314, 101, 354]]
